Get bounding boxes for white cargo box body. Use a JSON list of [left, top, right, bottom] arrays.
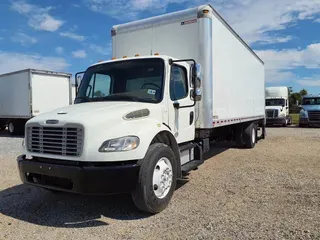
[[112, 4, 265, 129], [266, 87, 288, 99], [0, 69, 72, 119]]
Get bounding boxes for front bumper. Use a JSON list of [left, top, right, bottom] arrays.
[[299, 118, 320, 127], [17, 155, 140, 195], [266, 117, 286, 125]]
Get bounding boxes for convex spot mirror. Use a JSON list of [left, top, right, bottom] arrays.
[[192, 63, 202, 101]]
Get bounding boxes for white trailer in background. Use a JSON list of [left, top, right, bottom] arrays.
[[265, 86, 291, 126], [17, 4, 266, 213], [71, 84, 77, 104], [0, 69, 72, 135]]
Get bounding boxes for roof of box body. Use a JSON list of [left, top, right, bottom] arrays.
[[0, 68, 72, 78], [112, 4, 264, 65]]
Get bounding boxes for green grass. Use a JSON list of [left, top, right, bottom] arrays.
[[290, 113, 299, 125]]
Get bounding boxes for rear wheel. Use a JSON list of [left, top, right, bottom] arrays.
[[243, 122, 257, 148], [8, 122, 16, 135], [131, 143, 177, 214], [8, 121, 24, 135]]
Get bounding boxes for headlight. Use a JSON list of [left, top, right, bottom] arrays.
[[99, 136, 140, 152]]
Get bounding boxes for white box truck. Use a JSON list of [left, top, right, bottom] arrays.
[[0, 69, 73, 135], [265, 86, 291, 126], [17, 4, 266, 213]]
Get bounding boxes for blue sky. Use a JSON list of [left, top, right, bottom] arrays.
[[0, 0, 320, 94]]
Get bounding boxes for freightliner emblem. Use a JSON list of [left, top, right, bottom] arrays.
[[46, 119, 59, 124]]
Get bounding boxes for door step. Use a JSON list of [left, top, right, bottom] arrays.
[[181, 160, 204, 175]]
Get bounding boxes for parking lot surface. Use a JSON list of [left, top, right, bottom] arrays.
[[0, 127, 320, 240]]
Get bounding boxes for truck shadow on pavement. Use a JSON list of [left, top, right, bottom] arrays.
[[0, 184, 150, 228], [0, 143, 231, 228], [0, 130, 24, 138]]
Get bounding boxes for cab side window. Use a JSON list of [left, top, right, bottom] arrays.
[[170, 65, 188, 101]]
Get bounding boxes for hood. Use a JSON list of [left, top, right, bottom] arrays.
[[302, 105, 320, 111], [27, 101, 163, 126], [265, 106, 283, 111]]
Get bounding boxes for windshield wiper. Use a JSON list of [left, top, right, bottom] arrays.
[[102, 94, 142, 102], [74, 96, 93, 103]]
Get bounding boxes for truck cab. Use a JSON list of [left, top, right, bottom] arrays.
[[18, 55, 203, 213], [299, 95, 320, 127], [265, 86, 291, 127]]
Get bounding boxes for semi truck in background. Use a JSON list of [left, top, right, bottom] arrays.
[[299, 94, 320, 127], [17, 4, 266, 213], [265, 86, 291, 127], [0, 69, 73, 135]]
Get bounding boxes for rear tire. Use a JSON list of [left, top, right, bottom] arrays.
[[8, 121, 24, 136], [131, 143, 177, 214], [8, 122, 16, 135], [243, 122, 257, 148]]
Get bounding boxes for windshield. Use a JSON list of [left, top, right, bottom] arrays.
[[266, 98, 285, 106], [302, 97, 320, 105], [75, 58, 164, 104]]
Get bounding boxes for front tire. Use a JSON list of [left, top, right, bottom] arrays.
[[131, 143, 177, 214]]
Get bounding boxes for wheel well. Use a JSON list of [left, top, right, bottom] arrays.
[[150, 131, 181, 178]]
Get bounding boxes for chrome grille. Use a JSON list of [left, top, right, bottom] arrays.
[[27, 125, 84, 156], [266, 109, 278, 118], [308, 111, 320, 122]]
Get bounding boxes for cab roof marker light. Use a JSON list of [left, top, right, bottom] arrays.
[[154, 53, 159, 55], [123, 56, 127, 58], [111, 57, 116, 60], [135, 54, 140, 57]]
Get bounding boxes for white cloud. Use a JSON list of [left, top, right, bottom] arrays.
[[89, 43, 111, 55], [0, 52, 69, 74], [255, 43, 320, 83], [315, 18, 320, 23], [55, 46, 64, 54], [265, 70, 296, 83], [212, 0, 320, 44], [256, 43, 320, 71], [0, 37, 3, 40], [60, 32, 85, 41], [85, 0, 185, 20], [85, 0, 320, 45], [11, 32, 37, 45], [72, 50, 87, 58], [11, 1, 64, 32], [297, 78, 320, 87]]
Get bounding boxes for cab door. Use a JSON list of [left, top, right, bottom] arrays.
[[168, 63, 195, 143]]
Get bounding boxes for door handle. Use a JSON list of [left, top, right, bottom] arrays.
[[190, 111, 194, 125]]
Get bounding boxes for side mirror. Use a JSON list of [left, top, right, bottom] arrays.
[[75, 71, 85, 95], [192, 63, 202, 101]]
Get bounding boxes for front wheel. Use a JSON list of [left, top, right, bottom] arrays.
[[131, 143, 177, 214]]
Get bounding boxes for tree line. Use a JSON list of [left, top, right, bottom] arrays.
[[288, 87, 308, 113], [288, 87, 308, 106]]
